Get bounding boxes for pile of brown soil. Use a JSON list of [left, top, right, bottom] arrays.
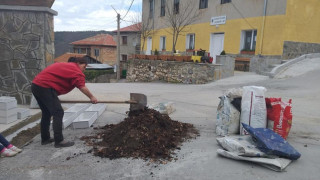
[[81, 108, 199, 161]]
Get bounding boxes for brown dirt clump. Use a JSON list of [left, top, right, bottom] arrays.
[[81, 108, 199, 161]]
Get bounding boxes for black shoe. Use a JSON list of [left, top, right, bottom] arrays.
[[41, 138, 54, 145], [54, 141, 75, 148]]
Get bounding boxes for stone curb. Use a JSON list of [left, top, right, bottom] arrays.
[[269, 53, 320, 78]]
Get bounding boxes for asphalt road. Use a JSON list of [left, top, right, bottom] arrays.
[[1, 58, 319, 180]]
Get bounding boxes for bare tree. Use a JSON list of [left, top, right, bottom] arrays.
[[131, 14, 154, 54], [162, 0, 202, 52]]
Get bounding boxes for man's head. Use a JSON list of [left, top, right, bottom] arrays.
[[68, 57, 88, 72]]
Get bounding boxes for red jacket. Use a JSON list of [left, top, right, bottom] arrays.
[[32, 62, 85, 95]]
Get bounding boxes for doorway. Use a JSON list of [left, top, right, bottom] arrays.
[[146, 37, 152, 55], [209, 33, 225, 64]]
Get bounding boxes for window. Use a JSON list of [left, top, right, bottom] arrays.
[[94, 49, 100, 57], [242, 30, 257, 51], [75, 48, 81, 53], [199, 0, 208, 9], [221, 0, 231, 4], [186, 34, 195, 50], [149, 0, 154, 18], [86, 48, 91, 56], [122, 36, 127, 45], [174, 0, 179, 14], [121, 54, 128, 61], [160, 0, 166, 16], [160, 36, 166, 50]]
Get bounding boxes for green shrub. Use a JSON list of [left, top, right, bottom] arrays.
[[220, 50, 226, 55], [154, 49, 159, 55], [84, 69, 114, 81]]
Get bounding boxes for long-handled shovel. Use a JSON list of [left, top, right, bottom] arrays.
[[60, 93, 147, 111]]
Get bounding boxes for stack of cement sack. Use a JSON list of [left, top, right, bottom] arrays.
[[215, 86, 299, 172]]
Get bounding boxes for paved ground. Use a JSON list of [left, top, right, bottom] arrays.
[[1, 58, 320, 180]]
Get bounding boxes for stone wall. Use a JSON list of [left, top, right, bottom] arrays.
[[216, 55, 235, 79], [0, 5, 57, 104], [249, 55, 282, 75], [126, 59, 231, 84], [282, 41, 320, 60]]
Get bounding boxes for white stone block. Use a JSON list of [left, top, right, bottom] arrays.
[[17, 108, 30, 119], [0, 114, 18, 124], [0, 98, 17, 110], [84, 104, 107, 116], [65, 104, 90, 117], [62, 112, 78, 129], [72, 112, 98, 129], [0, 108, 17, 117]]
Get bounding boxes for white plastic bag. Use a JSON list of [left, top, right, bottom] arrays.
[[240, 86, 267, 135], [149, 102, 175, 115], [216, 95, 240, 136], [216, 136, 266, 157]]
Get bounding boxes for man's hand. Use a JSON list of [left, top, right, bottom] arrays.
[[79, 86, 98, 104], [90, 96, 98, 104]]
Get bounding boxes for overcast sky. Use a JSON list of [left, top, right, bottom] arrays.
[[52, 0, 142, 32]]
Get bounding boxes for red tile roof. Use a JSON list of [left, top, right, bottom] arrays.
[[54, 53, 87, 63], [71, 34, 116, 46], [112, 23, 141, 32]]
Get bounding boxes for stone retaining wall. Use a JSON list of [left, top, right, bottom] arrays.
[[0, 5, 56, 104], [126, 59, 234, 84], [282, 41, 320, 60], [250, 55, 282, 75]]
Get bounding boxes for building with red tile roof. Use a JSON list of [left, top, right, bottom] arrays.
[[71, 34, 116, 46], [112, 23, 141, 33], [68, 23, 142, 65], [70, 34, 117, 65], [112, 23, 141, 61], [54, 53, 101, 64]]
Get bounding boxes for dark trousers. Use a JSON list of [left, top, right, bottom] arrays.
[[31, 83, 64, 143], [0, 133, 10, 151]]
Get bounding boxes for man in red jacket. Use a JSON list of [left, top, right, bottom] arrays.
[[32, 57, 98, 148]]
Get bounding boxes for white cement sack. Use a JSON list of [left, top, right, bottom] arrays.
[[216, 95, 240, 136], [240, 86, 267, 135], [149, 102, 175, 115]]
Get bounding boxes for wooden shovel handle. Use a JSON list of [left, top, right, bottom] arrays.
[[60, 100, 138, 104]]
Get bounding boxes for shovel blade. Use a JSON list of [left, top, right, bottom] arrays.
[[130, 93, 147, 111]]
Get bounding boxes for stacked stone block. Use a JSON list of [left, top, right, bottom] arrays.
[[0, 96, 30, 124], [60, 103, 107, 129]]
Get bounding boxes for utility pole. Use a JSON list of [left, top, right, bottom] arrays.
[[116, 13, 121, 81]]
